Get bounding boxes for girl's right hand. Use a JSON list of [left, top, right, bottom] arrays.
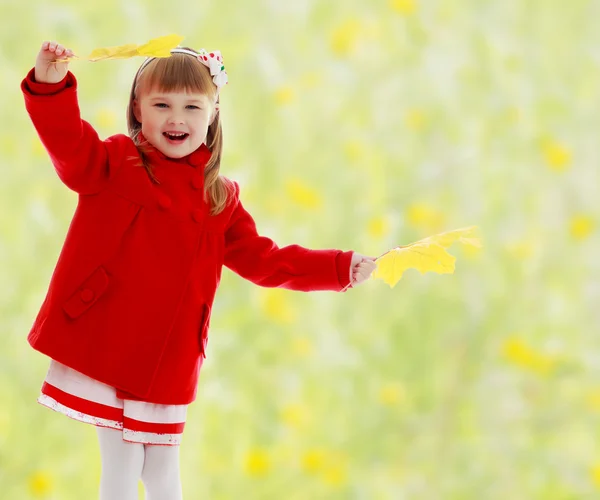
[[350, 252, 377, 287], [34, 41, 74, 84]]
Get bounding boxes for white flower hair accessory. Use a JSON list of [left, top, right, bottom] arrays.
[[194, 49, 229, 90]]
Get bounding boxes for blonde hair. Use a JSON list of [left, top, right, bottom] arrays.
[[126, 49, 233, 216]]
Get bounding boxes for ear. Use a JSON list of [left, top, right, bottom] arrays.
[[133, 99, 142, 123], [209, 105, 219, 126]]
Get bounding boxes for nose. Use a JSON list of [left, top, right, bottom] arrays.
[[167, 112, 185, 125]]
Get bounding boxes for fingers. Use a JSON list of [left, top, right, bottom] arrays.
[[349, 253, 378, 286], [351, 260, 377, 284], [41, 40, 73, 59], [354, 260, 377, 272]]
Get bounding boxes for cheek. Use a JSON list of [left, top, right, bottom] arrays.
[[141, 110, 160, 130]]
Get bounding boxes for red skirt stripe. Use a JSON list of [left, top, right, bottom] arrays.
[[122, 416, 185, 435], [41, 381, 123, 422]]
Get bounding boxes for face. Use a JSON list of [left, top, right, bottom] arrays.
[[134, 89, 215, 159]]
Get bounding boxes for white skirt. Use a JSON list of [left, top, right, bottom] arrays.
[[38, 360, 187, 446]]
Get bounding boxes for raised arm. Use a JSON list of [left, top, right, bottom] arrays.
[[21, 41, 130, 194], [223, 182, 354, 292]]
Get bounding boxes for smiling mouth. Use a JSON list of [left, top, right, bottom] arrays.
[[163, 132, 189, 142]]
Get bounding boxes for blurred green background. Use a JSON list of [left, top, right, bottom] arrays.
[[2, 0, 600, 498]]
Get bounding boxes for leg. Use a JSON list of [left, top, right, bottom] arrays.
[[97, 427, 145, 500], [141, 444, 183, 500]]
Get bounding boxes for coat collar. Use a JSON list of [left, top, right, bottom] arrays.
[[137, 132, 212, 169]]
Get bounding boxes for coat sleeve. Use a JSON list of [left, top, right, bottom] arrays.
[[21, 68, 132, 195], [223, 181, 354, 292]]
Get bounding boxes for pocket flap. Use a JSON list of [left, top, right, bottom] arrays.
[[63, 266, 109, 319], [199, 304, 212, 358]]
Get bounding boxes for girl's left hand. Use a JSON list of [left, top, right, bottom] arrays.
[[350, 252, 377, 287]]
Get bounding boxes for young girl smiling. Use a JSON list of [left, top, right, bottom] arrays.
[[22, 40, 377, 499]]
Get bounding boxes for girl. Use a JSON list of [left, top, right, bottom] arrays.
[[22, 40, 377, 499]]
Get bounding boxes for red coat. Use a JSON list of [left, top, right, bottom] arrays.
[[21, 69, 354, 405]]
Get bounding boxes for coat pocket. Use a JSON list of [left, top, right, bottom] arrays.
[[198, 303, 212, 358], [63, 266, 109, 319]]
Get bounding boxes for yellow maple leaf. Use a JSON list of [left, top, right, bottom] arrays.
[[87, 43, 138, 62], [58, 35, 185, 63], [372, 226, 481, 288], [136, 34, 185, 57], [87, 34, 184, 62]]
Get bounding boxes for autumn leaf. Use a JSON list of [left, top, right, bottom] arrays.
[[372, 226, 482, 288], [136, 34, 186, 58], [86, 34, 184, 62], [55, 34, 185, 63], [87, 44, 139, 62]]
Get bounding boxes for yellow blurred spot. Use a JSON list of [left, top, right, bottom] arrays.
[[244, 449, 271, 476], [378, 382, 407, 406], [542, 140, 572, 171], [405, 203, 445, 232], [95, 108, 117, 129], [506, 106, 521, 123], [285, 179, 323, 210], [0, 408, 11, 439], [203, 452, 227, 473], [591, 463, 600, 488], [300, 72, 322, 89], [405, 109, 426, 131], [390, 0, 417, 15], [368, 216, 390, 239], [459, 234, 483, 259], [505, 240, 534, 260], [30, 181, 52, 201], [302, 449, 349, 487], [502, 337, 530, 362], [570, 215, 595, 241], [461, 241, 482, 259], [291, 336, 313, 357], [0, 136, 17, 157], [281, 403, 310, 429], [32, 137, 46, 159], [501, 336, 558, 376], [330, 19, 361, 56], [386, 463, 407, 482], [274, 86, 295, 105], [262, 193, 287, 214], [344, 141, 365, 162], [259, 289, 296, 324], [533, 356, 559, 376], [585, 390, 600, 412], [363, 20, 383, 40], [302, 449, 326, 473], [28, 471, 53, 496], [323, 461, 348, 487]]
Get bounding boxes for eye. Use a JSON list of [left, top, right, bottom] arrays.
[[154, 103, 168, 108], [186, 105, 201, 110]]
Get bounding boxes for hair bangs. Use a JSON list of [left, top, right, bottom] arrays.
[[137, 53, 217, 100]]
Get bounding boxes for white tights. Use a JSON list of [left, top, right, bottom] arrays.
[[97, 427, 183, 500]]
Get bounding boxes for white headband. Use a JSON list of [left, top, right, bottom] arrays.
[[139, 47, 229, 95]]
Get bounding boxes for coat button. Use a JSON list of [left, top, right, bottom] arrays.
[[80, 289, 95, 303], [192, 208, 204, 223], [157, 194, 172, 210], [191, 175, 203, 190]]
